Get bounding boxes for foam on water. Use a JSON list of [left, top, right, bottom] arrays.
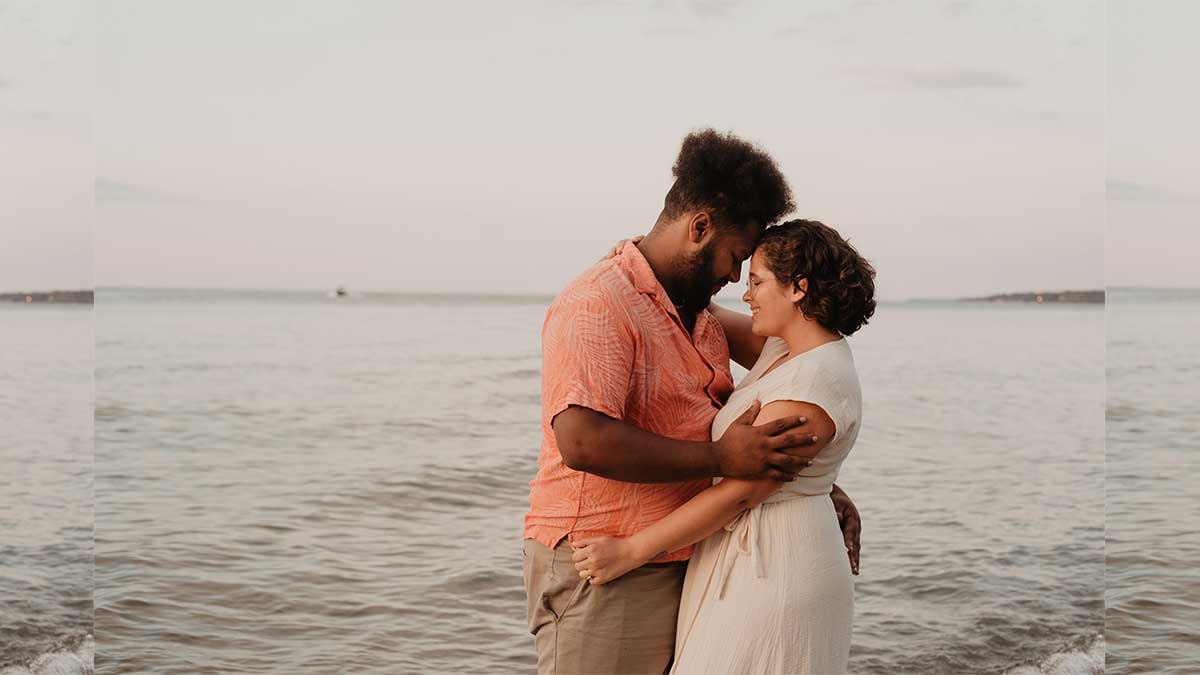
[[0, 636, 94, 675], [1003, 635, 1104, 675]]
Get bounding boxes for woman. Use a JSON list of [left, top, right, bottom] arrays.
[[572, 219, 876, 675]]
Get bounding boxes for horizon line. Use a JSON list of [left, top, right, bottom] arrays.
[[90, 284, 1142, 304], [6, 284, 1189, 301]]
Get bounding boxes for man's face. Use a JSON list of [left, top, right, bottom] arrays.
[[676, 223, 761, 313]]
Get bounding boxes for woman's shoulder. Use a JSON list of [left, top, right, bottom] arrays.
[[796, 337, 856, 375], [776, 341, 860, 400]]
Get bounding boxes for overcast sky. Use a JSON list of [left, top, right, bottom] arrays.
[[5, 1, 1189, 298], [0, 0, 92, 292], [1106, 0, 1199, 289]]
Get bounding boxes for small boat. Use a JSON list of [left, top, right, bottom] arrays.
[[335, 286, 348, 297]]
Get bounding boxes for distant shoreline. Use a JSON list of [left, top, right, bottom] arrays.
[[24, 287, 1161, 306], [903, 289, 1105, 304], [0, 290, 94, 304], [96, 286, 1116, 305], [961, 290, 1104, 304]]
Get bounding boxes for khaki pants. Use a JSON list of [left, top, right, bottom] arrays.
[[523, 538, 686, 675]]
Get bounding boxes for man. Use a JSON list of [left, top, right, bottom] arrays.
[[524, 129, 862, 674]]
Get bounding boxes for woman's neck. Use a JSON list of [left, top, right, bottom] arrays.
[[778, 316, 842, 357]]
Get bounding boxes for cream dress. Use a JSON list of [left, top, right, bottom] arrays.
[[670, 336, 861, 675]]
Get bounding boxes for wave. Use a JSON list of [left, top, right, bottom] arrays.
[[482, 367, 541, 382], [1002, 634, 1103, 675], [0, 635, 93, 675]]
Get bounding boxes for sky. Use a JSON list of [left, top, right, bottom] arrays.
[[1106, 0, 1200, 289], [0, 0, 92, 292], [3, 1, 1188, 299]]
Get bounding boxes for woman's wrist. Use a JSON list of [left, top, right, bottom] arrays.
[[628, 533, 660, 564]]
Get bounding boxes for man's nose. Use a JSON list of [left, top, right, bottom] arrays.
[[729, 266, 741, 284]]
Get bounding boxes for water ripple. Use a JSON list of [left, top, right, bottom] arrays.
[[92, 295, 1107, 673]]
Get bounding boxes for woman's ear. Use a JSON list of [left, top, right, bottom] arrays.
[[790, 278, 808, 304]]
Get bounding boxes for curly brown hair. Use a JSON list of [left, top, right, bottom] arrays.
[[757, 219, 877, 336], [661, 129, 795, 231]]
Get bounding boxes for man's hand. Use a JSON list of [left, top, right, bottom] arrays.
[[601, 235, 646, 261], [830, 483, 861, 575], [713, 399, 818, 481]]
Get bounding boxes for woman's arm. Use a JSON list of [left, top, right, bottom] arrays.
[[572, 399, 836, 584], [708, 302, 767, 371]]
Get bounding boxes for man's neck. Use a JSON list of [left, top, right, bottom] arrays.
[[635, 234, 689, 310]]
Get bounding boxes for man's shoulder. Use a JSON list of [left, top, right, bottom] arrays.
[[549, 258, 639, 312]]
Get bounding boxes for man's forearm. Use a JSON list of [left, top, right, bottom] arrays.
[[708, 301, 765, 371], [555, 409, 720, 483]]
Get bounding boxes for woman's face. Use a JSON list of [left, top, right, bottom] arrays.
[[742, 250, 803, 336]]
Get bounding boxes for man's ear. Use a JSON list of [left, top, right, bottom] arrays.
[[687, 211, 714, 245], [790, 278, 808, 303]]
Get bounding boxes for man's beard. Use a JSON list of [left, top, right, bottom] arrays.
[[673, 243, 718, 315]]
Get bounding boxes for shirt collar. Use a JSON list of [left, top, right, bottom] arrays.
[[616, 241, 720, 342], [615, 240, 665, 296]]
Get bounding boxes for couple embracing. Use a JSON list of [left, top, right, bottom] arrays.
[[523, 129, 877, 675]]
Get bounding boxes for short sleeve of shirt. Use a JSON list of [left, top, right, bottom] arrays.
[[542, 288, 636, 424]]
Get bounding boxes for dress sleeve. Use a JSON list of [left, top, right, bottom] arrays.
[[758, 361, 852, 445], [542, 289, 636, 424]]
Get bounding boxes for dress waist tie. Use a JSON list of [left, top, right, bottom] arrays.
[[714, 505, 766, 601]]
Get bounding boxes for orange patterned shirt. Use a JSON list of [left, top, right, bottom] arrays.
[[524, 242, 734, 562]]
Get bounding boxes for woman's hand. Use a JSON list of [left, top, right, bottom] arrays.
[[601, 235, 646, 261], [571, 535, 646, 585]]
